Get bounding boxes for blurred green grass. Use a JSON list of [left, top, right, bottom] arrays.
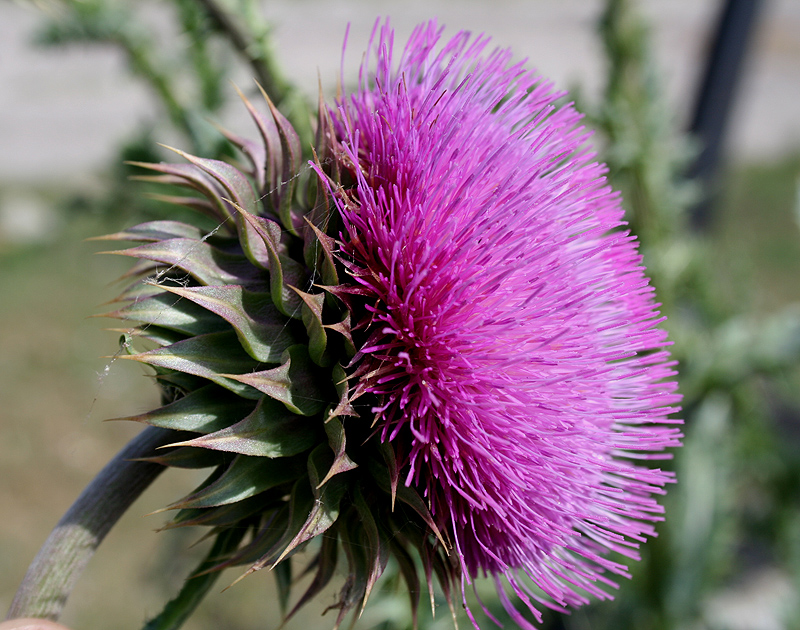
[[712, 154, 800, 314]]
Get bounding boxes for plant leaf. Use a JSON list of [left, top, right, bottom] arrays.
[[96, 291, 228, 336], [165, 493, 276, 530], [258, 85, 302, 235], [315, 417, 358, 488], [104, 238, 266, 289], [170, 395, 320, 457], [291, 287, 331, 366], [134, 446, 229, 469], [165, 148, 258, 217], [167, 454, 305, 510], [110, 385, 256, 433], [235, 208, 306, 317], [93, 220, 205, 243], [127, 160, 233, 224], [121, 330, 265, 399], [352, 485, 389, 611], [157, 284, 297, 362], [368, 458, 447, 549], [271, 448, 348, 567], [222, 345, 328, 415]]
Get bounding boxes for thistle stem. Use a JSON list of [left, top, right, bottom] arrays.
[[193, 0, 290, 101], [5, 426, 175, 622]]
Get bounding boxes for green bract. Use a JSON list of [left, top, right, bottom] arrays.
[[98, 89, 452, 628]]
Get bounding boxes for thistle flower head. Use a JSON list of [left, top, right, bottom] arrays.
[[101, 20, 681, 629]]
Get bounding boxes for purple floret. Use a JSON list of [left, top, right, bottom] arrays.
[[322, 20, 682, 627]]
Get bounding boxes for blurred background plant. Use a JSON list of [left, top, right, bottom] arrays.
[[2, 0, 800, 629], [22, 0, 313, 224]]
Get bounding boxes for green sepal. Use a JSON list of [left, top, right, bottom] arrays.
[[144, 194, 220, 220], [303, 217, 339, 287], [157, 284, 297, 363], [270, 483, 346, 575], [335, 509, 372, 628], [235, 455, 345, 578], [159, 150, 267, 274], [111, 270, 204, 305], [235, 205, 272, 272], [96, 292, 229, 337], [170, 395, 320, 458], [261, 87, 303, 236], [104, 238, 265, 289], [389, 538, 422, 628], [223, 504, 291, 569], [401, 524, 455, 620], [379, 441, 399, 511], [142, 527, 247, 630], [113, 258, 160, 285], [165, 492, 274, 530], [352, 485, 389, 611], [272, 450, 349, 568], [110, 385, 256, 434], [124, 325, 188, 348], [421, 540, 437, 618], [134, 446, 229, 469], [302, 91, 339, 236], [313, 87, 341, 185], [316, 417, 358, 488], [106, 277, 165, 304], [325, 363, 358, 421], [236, 208, 306, 317], [234, 85, 281, 208], [93, 220, 205, 243], [274, 557, 292, 616], [151, 369, 207, 395], [167, 454, 306, 510], [424, 539, 459, 625], [308, 442, 349, 497], [368, 458, 447, 549], [213, 110, 267, 192], [165, 147, 258, 218], [127, 161, 234, 225], [240, 480, 315, 576], [331, 363, 349, 402], [326, 313, 356, 358], [292, 287, 331, 366], [222, 345, 328, 415], [121, 330, 265, 399]]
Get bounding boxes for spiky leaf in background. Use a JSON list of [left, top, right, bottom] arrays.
[[98, 20, 681, 630]]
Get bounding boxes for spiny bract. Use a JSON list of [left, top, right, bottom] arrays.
[[100, 20, 681, 630]]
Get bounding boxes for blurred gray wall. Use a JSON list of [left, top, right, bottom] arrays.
[[1, 0, 798, 184]]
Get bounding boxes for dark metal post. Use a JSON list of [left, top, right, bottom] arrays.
[[688, 0, 765, 228]]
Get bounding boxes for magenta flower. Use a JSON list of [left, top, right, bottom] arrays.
[[88, 18, 682, 630], [321, 21, 683, 626]]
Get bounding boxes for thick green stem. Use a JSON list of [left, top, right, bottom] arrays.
[[192, 0, 313, 145], [194, 0, 290, 101], [5, 427, 174, 622]]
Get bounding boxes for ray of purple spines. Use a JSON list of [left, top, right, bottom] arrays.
[[320, 20, 682, 627]]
